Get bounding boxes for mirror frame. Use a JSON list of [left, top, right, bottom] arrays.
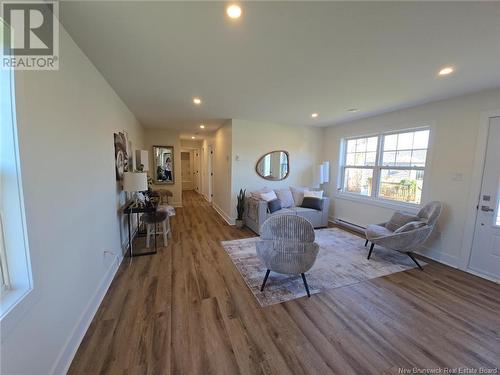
[[153, 145, 175, 185], [255, 150, 290, 181]]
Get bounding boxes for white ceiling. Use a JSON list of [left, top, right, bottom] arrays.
[[60, 1, 500, 135]]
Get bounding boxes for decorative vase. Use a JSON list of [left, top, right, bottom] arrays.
[[235, 219, 244, 229]]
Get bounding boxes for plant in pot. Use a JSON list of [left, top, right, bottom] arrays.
[[236, 188, 246, 228]]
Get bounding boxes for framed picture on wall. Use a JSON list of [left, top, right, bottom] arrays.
[[114, 132, 128, 181]]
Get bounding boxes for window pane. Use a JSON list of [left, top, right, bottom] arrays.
[[396, 150, 412, 166], [397, 132, 413, 149], [382, 151, 396, 166], [347, 139, 356, 153], [365, 152, 376, 166], [356, 138, 367, 152], [379, 169, 424, 204], [384, 134, 397, 151], [345, 153, 355, 165], [344, 168, 373, 196], [411, 150, 427, 167], [413, 130, 430, 149], [354, 153, 366, 166], [367, 137, 378, 152]]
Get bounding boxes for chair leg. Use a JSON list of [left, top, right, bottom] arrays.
[[146, 224, 152, 248], [260, 269, 271, 291], [301, 273, 311, 298], [407, 252, 423, 271], [365, 239, 368, 247], [367, 243, 374, 259], [162, 221, 168, 247]]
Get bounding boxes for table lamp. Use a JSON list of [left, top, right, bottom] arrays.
[[123, 172, 148, 206]]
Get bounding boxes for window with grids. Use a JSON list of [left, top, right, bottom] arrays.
[[341, 128, 430, 204]]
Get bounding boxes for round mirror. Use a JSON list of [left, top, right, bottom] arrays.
[[255, 150, 289, 181]]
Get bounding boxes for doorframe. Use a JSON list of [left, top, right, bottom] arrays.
[[460, 110, 500, 279]]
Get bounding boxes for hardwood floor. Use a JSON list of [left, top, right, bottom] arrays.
[[68, 191, 500, 375]]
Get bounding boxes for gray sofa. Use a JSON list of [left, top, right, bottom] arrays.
[[244, 196, 330, 234]]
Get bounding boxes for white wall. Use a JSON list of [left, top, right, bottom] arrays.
[[143, 128, 182, 207], [231, 119, 323, 219], [212, 121, 233, 222], [323, 88, 500, 267], [1, 24, 144, 375]]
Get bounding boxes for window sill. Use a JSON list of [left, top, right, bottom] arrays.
[[333, 192, 420, 213], [1, 286, 33, 320]]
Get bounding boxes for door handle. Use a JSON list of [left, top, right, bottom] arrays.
[[480, 205, 494, 212]]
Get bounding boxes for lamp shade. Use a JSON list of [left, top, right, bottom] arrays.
[[123, 172, 148, 192], [321, 161, 330, 183]]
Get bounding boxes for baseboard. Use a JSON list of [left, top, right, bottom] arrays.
[[414, 246, 460, 269], [50, 253, 123, 375], [172, 201, 182, 208], [212, 202, 235, 225]]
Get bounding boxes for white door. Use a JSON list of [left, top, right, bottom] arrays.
[[469, 116, 500, 280], [193, 149, 200, 193], [208, 145, 214, 202]]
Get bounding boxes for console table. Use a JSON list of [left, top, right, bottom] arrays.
[[123, 202, 157, 257]]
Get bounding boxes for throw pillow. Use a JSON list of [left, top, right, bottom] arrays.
[[250, 187, 272, 200], [267, 199, 282, 213], [394, 221, 427, 233], [386, 212, 421, 232], [301, 197, 322, 211], [260, 190, 278, 202], [304, 190, 323, 199], [290, 186, 308, 206], [275, 189, 294, 208]]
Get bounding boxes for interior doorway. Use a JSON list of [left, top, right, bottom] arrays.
[[181, 151, 192, 191], [468, 116, 500, 281], [181, 148, 201, 193]]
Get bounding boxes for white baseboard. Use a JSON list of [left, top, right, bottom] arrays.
[[212, 202, 235, 225], [414, 246, 460, 269], [50, 253, 123, 375]]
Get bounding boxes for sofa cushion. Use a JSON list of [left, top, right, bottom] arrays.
[[301, 197, 322, 210], [275, 188, 294, 208], [394, 220, 427, 233], [268, 208, 295, 216], [366, 224, 394, 240], [267, 199, 282, 213], [260, 190, 278, 202], [386, 212, 420, 232], [290, 186, 308, 206]]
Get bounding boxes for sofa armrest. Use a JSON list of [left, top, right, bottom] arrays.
[[320, 197, 330, 227]]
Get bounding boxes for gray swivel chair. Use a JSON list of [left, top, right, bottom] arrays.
[[256, 215, 319, 297], [364, 201, 442, 270]]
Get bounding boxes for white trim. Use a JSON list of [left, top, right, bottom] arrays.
[[50, 253, 124, 375], [465, 267, 500, 284], [333, 192, 420, 214], [414, 245, 460, 269], [339, 125, 433, 206], [212, 202, 235, 225], [460, 110, 500, 273]]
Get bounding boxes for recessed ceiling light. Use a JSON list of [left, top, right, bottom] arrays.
[[347, 108, 359, 112], [438, 66, 454, 76], [311, 113, 319, 118], [200, 124, 205, 129], [191, 136, 196, 139], [226, 4, 242, 19], [193, 97, 202, 105]]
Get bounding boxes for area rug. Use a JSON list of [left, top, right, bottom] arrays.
[[221, 227, 426, 306]]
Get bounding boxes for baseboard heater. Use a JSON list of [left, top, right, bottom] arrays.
[[334, 218, 366, 234]]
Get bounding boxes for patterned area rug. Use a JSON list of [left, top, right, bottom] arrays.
[[221, 227, 426, 306]]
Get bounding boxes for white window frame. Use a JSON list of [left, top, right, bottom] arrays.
[[338, 126, 431, 210]]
